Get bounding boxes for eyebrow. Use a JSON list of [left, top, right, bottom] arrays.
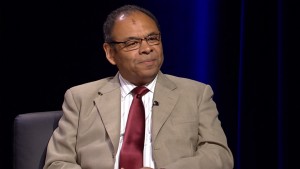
[[124, 32, 160, 40]]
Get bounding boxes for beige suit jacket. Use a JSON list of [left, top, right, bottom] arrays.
[[44, 71, 234, 169]]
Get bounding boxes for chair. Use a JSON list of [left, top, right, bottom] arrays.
[[13, 110, 63, 169]]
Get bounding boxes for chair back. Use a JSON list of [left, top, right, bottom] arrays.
[[13, 110, 63, 169]]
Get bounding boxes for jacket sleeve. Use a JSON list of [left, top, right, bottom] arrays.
[[43, 89, 82, 169], [159, 85, 234, 169]]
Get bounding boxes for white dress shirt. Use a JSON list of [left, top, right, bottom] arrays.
[[114, 74, 157, 169]]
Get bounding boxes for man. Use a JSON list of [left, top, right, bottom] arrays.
[[43, 4, 234, 169]]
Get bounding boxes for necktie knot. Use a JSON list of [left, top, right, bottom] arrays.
[[132, 86, 149, 98], [119, 86, 149, 169]]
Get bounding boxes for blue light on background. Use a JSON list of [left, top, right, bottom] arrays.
[[192, 0, 210, 83], [146, 0, 217, 84]]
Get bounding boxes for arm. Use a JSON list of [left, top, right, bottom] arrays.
[[158, 85, 234, 169], [43, 89, 82, 169]]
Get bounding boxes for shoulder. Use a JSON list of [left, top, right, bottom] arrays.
[[164, 74, 208, 88], [64, 76, 116, 100], [160, 73, 214, 96], [69, 77, 114, 92]]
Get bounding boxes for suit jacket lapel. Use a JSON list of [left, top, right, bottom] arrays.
[[94, 74, 121, 154], [93, 72, 179, 153], [152, 72, 178, 142]]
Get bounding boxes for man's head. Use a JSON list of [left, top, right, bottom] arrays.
[[103, 5, 164, 86]]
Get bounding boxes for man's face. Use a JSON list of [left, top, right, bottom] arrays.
[[103, 11, 163, 86]]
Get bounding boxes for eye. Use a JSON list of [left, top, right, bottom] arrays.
[[124, 40, 139, 48], [148, 36, 157, 41], [147, 35, 160, 44]]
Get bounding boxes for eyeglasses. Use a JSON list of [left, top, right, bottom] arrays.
[[108, 33, 161, 51]]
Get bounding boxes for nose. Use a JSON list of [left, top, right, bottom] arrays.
[[138, 39, 153, 54]]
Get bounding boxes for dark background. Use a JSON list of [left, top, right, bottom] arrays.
[[1, 0, 299, 169]]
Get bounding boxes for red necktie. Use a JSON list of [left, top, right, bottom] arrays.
[[119, 86, 149, 169]]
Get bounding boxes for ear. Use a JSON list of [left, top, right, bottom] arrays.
[[103, 43, 116, 65]]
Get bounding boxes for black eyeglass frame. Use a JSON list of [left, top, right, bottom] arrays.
[[107, 33, 161, 51]]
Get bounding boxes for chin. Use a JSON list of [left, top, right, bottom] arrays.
[[144, 67, 159, 75]]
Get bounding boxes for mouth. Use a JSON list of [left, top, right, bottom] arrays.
[[140, 59, 156, 66]]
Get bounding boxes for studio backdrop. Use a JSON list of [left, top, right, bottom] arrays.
[[1, 0, 299, 169]]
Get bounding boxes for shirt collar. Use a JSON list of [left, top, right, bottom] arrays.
[[119, 73, 157, 98]]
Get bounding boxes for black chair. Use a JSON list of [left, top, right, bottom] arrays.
[[13, 110, 63, 169]]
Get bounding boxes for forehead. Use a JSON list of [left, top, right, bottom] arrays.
[[111, 11, 159, 38]]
